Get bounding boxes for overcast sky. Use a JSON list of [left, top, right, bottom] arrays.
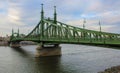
[[0, 0, 120, 36]]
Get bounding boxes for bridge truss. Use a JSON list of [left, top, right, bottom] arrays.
[[10, 4, 120, 46]]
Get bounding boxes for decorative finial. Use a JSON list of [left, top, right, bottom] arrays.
[[41, 4, 43, 10], [41, 3, 44, 20], [54, 6, 56, 14], [41, 3, 43, 5], [54, 6, 57, 24]]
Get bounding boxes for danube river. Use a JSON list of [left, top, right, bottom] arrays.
[[0, 44, 120, 73]]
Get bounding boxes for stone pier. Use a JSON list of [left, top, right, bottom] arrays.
[[10, 42, 20, 48], [35, 44, 61, 57]]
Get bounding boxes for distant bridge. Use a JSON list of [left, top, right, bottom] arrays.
[[10, 4, 120, 47]]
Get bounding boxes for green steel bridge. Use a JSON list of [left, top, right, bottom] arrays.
[[10, 4, 120, 46]]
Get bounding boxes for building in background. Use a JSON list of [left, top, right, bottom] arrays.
[[0, 35, 10, 46]]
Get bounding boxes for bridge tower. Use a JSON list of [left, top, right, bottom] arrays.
[[10, 29, 20, 48], [53, 6, 58, 38], [36, 5, 61, 57]]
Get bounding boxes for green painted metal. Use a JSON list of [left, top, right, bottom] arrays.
[[10, 5, 120, 46], [41, 4, 44, 39]]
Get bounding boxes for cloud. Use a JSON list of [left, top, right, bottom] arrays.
[[0, 0, 120, 36], [8, 8, 24, 26]]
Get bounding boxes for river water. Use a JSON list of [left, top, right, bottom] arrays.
[[0, 44, 120, 73]]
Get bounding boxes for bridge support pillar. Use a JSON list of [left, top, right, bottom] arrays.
[[35, 44, 61, 57], [10, 42, 20, 48]]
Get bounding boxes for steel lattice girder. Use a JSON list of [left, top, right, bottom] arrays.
[[10, 18, 120, 45]]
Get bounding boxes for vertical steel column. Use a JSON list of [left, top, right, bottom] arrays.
[[90, 33, 92, 42], [73, 27, 75, 38], [11, 29, 14, 40], [46, 23, 49, 39], [54, 6, 57, 38], [17, 28, 19, 37], [41, 4, 44, 39], [65, 25, 68, 39]]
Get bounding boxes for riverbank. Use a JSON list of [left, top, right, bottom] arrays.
[[98, 65, 120, 73]]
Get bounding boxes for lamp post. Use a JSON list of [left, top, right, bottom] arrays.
[[99, 21, 101, 32], [83, 18, 86, 29]]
